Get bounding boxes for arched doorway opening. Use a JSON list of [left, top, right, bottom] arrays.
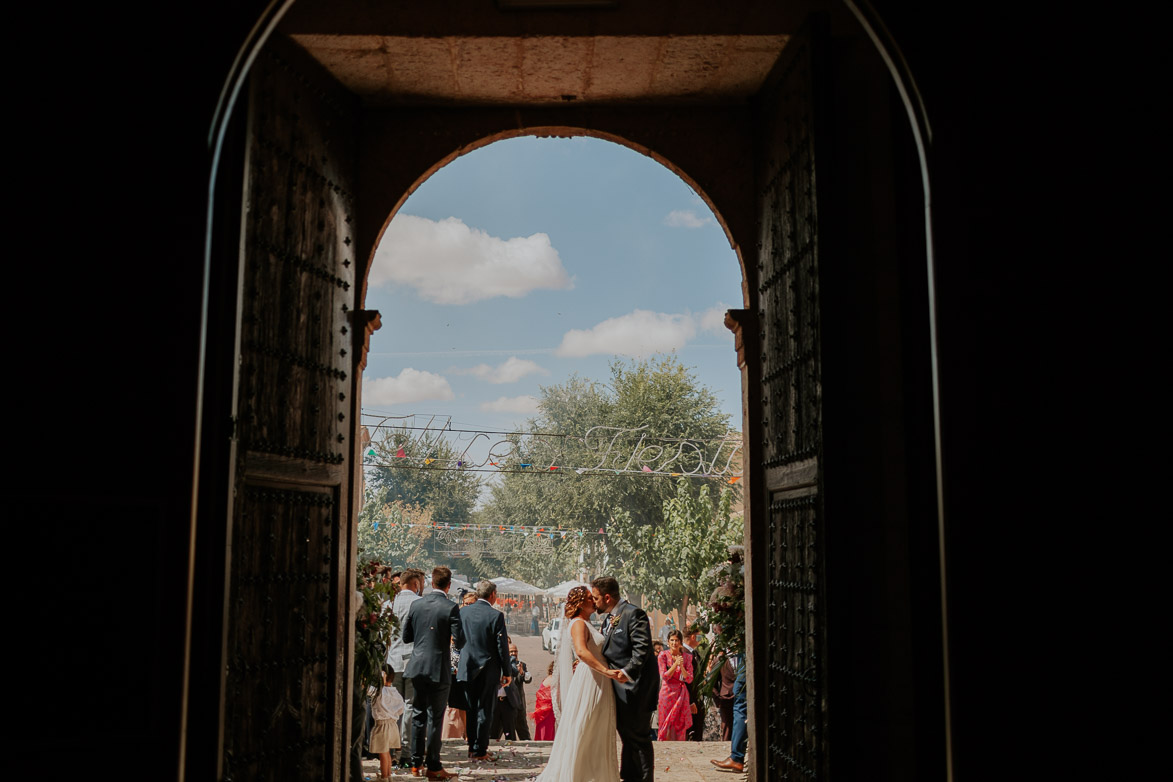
[[193, 5, 949, 781], [357, 129, 746, 600]]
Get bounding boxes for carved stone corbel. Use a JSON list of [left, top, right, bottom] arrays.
[[353, 310, 382, 371], [724, 308, 757, 370]]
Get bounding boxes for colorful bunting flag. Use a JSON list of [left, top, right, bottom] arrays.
[[396, 447, 405, 458]]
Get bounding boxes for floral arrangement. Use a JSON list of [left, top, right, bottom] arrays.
[[354, 558, 400, 692], [703, 548, 745, 656], [693, 547, 746, 698]]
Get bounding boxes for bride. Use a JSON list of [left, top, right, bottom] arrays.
[[537, 586, 624, 782]]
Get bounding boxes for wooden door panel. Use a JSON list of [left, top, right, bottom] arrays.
[[754, 27, 828, 781], [221, 37, 358, 782]]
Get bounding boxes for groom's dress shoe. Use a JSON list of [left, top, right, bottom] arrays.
[[425, 770, 457, 780], [711, 757, 745, 772]]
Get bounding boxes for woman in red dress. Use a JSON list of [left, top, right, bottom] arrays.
[[656, 629, 693, 740], [531, 660, 556, 740]]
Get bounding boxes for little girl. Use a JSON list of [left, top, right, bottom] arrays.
[[369, 667, 405, 782], [531, 661, 556, 740]]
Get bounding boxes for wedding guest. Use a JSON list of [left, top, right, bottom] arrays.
[[509, 642, 533, 740], [683, 626, 706, 741], [531, 661, 556, 740], [491, 645, 524, 740], [656, 629, 693, 740], [369, 667, 405, 782], [711, 652, 737, 741], [387, 568, 424, 769], [402, 566, 463, 779], [457, 580, 512, 762], [650, 640, 665, 740], [441, 635, 466, 739]]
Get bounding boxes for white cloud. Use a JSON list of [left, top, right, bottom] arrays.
[[480, 395, 541, 414], [451, 356, 549, 384], [370, 215, 573, 305], [555, 309, 698, 358], [363, 368, 454, 406], [664, 209, 713, 229], [699, 304, 731, 334]]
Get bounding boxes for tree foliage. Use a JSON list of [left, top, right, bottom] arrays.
[[356, 486, 436, 571], [607, 477, 742, 617], [366, 423, 482, 527], [361, 423, 483, 563], [477, 357, 740, 586], [462, 519, 587, 588]]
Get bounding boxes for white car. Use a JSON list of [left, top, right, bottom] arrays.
[[543, 616, 562, 655]]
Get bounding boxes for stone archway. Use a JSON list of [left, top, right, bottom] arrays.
[[195, 4, 950, 781]]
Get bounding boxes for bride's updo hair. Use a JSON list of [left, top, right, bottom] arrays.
[[564, 586, 593, 618]]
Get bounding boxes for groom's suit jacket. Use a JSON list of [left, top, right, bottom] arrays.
[[600, 599, 660, 711]]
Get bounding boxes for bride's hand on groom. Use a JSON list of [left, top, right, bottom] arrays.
[[610, 669, 628, 682]]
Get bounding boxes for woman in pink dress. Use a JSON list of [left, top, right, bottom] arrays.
[[531, 660, 556, 740], [656, 629, 693, 740]]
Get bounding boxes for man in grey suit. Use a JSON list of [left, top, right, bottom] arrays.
[[402, 566, 463, 780], [457, 580, 511, 761], [593, 575, 659, 782]]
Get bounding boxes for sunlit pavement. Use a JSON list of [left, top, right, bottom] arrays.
[[361, 738, 747, 780]]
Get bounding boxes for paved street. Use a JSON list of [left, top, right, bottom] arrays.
[[360, 739, 745, 781]]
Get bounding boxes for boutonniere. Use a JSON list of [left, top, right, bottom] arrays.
[[609, 615, 621, 629]]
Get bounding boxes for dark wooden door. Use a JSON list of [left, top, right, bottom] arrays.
[[220, 38, 359, 782], [751, 27, 829, 782]]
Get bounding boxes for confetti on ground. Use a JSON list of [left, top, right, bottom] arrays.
[[360, 738, 732, 780]]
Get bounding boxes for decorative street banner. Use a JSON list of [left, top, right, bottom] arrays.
[[360, 413, 743, 480]]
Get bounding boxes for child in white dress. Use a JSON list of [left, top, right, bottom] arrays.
[[369, 667, 406, 782]]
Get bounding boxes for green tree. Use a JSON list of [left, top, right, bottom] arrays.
[[607, 476, 742, 618], [476, 358, 731, 560], [477, 356, 740, 584], [356, 486, 436, 571], [367, 423, 483, 525], [462, 520, 586, 588]]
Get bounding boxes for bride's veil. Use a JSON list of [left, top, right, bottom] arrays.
[[550, 613, 577, 724]]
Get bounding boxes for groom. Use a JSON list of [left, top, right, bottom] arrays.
[[592, 576, 659, 782]]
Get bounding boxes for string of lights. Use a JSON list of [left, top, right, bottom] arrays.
[[363, 457, 742, 482], [369, 519, 608, 538], [359, 413, 743, 479]]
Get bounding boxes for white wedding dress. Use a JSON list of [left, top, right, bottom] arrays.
[[536, 616, 619, 782]]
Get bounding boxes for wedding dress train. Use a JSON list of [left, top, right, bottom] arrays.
[[536, 617, 619, 782]]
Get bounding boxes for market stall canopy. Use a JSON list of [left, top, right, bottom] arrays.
[[546, 580, 590, 599], [491, 577, 546, 596], [424, 574, 473, 595]]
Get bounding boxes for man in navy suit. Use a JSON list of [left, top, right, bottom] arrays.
[[402, 566, 463, 780], [457, 580, 512, 761], [593, 576, 659, 782]]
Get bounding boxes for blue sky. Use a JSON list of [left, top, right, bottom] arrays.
[[360, 136, 744, 459]]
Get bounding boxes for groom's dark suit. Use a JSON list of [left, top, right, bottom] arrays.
[[600, 599, 659, 782]]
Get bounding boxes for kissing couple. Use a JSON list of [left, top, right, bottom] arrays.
[[537, 577, 660, 782]]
